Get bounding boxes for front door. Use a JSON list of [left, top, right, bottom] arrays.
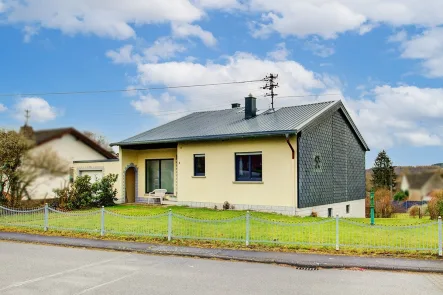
[[146, 159, 174, 194], [125, 167, 136, 203]]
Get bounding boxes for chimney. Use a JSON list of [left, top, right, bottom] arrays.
[[231, 103, 241, 109], [245, 94, 257, 119]]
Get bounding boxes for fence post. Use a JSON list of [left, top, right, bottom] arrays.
[[168, 209, 172, 242], [438, 216, 442, 257], [100, 206, 105, 237], [335, 214, 339, 251], [44, 203, 48, 231], [246, 211, 250, 246]]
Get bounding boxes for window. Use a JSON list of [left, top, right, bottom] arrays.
[[235, 153, 262, 181], [146, 159, 174, 194], [328, 208, 333, 218], [194, 154, 205, 176], [346, 205, 350, 214]]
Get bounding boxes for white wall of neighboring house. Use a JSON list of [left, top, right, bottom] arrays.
[[28, 134, 107, 200]]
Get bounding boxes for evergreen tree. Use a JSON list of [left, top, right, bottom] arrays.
[[371, 150, 397, 191]]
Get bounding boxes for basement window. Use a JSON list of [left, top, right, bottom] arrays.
[[194, 154, 205, 176], [346, 205, 350, 214], [328, 208, 333, 218], [235, 153, 262, 181]]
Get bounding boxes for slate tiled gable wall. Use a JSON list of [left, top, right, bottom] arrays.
[[298, 109, 365, 208]]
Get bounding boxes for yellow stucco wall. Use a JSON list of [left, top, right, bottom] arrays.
[[71, 160, 122, 202], [120, 147, 177, 198], [176, 136, 297, 207]]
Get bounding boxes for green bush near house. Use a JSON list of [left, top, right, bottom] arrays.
[[53, 174, 118, 210], [394, 191, 407, 202]]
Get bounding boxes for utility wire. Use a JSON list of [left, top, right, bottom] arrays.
[[0, 79, 264, 98]]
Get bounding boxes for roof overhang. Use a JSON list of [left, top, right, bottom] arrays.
[[112, 130, 297, 147]]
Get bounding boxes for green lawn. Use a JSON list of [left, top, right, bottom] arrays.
[[0, 204, 440, 253]]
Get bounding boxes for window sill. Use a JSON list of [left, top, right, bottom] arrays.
[[192, 176, 206, 178], [232, 181, 264, 184]]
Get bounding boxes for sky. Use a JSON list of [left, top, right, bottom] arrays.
[[1, 0, 443, 168]]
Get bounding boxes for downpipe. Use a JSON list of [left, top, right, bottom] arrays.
[[285, 134, 296, 216]]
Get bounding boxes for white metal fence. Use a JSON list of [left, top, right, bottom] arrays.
[[0, 205, 442, 256]]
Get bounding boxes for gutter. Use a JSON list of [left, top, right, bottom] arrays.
[[112, 130, 298, 147], [286, 134, 296, 216]]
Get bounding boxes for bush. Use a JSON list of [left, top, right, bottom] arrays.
[[394, 191, 407, 201], [405, 190, 409, 197], [54, 174, 118, 210], [428, 190, 443, 220], [374, 188, 393, 218], [408, 205, 420, 218], [310, 211, 318, 218], [222, 201, 231, 210], [92, 174, 118, 207]]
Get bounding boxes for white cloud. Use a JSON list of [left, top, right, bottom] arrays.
[[267, 42, 290, 61], [171, 23, 217, 47], [0, 1, 6, 13], [144, 37, 187, 63], [106, 38, 186, 65], [398, 27, 443, 77], [3, 0, 205, 40], [347, 85, 443, 149], [304, 37, 335, 57], [195, 0, 244, 10], [131, 52, 337, 120], [248, 0, 443, 39], [106, 45, 139, 64], [388, 30, 407, 43], [131, 92, 186, 121], [22, 25, 39, 42], [14, 97, 57, 123], [0, 103, 7, 112]]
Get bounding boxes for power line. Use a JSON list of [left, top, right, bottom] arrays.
[[78, 92, 341, 118], [0, 79, 264, 98]]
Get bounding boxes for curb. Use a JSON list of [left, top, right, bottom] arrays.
[[1, 232, 442, 274]]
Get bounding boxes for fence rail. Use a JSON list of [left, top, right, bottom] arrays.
[[0, 205, 442, 256]]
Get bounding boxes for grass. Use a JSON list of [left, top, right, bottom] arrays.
[[0, 204, 441, 258]]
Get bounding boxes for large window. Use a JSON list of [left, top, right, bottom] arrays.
[[194, 154, 205, 176], [146, 159, 174, 193], [235, 153, 262, 181]]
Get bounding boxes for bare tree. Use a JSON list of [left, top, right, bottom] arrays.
[[83, 131, 113, 152], [0, 130, 68, 206]]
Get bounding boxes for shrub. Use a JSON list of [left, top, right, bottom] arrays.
[[54, 174, 118, 210], [92, 174, 118, 207], [428, 190, 443, 220], [222, 201, 231, 210], [310, 211, 318, 218], [408, 205, 420, 218], [394, 191, 407, 202], [405, 190, 409, 197], [374, 188, 393, 218]]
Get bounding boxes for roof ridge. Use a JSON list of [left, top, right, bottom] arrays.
[[34, 127, 73, 133]]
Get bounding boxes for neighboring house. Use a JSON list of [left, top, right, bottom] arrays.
[[72, 97, 369, 217], [400, 172, 443, 201], [20, 126, 117, 199]]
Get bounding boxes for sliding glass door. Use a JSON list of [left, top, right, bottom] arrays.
[[146, 159, 174, 194]]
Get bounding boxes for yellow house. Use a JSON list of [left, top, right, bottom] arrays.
[[73, 98, 369, 217]]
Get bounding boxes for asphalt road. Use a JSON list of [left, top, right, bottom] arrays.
[[0, 241, 442, 295]]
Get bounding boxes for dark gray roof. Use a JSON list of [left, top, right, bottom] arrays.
[[113, 100, 369, 150]]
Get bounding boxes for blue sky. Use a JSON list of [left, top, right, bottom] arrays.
[[1, 1, 443, 168]]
